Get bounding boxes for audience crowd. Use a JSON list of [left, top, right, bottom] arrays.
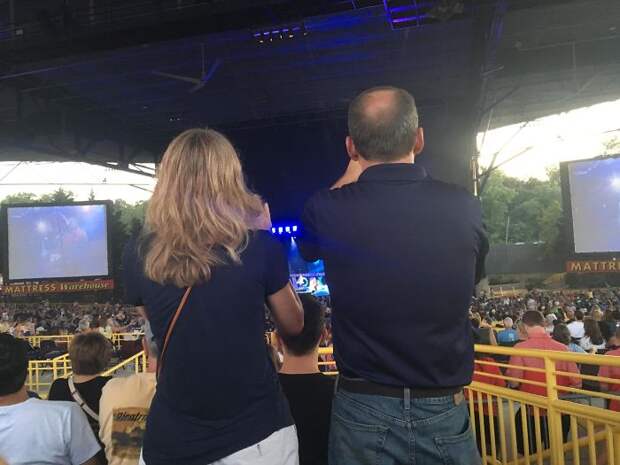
[[0, 301, 144, 337], [470, 288, 620, 352], [1, 289, 619, 465]]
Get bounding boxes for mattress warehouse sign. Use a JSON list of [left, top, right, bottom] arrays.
[[566, 260, 620, 273], [0, 279, 115, 295]]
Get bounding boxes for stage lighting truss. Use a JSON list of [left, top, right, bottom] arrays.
[[271, 224, 299, 236], [383, 0, 465, 30], [252, 23, 308, 45]]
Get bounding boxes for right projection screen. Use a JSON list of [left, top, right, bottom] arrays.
[[566, 155, 620, 254]]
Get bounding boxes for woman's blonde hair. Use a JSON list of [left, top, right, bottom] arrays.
[[143, 128, 264, 287]]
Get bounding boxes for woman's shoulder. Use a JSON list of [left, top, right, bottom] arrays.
[[48, 377, 70, 400], [246, 230, 282, 252]]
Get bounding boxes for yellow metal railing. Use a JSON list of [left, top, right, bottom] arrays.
[[26, 352, 72, 395], [24, 332, 144, 349], [312, 344, 620, 465], [102, 351, 147, 377], [25, 334, 73, 349], [25, 332, 145, 395], [469, 345, 620, 465]]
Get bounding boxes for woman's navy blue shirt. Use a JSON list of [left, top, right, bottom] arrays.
[[122, 231, 293, 465]]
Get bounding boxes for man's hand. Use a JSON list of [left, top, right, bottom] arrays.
[[331, 160, 363, 189]]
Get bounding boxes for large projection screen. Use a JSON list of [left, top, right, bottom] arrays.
[[6, 203, 110, 281], [564, 155, 620, 254]]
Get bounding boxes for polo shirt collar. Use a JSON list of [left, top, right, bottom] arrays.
[[527, 328, 549, 338], [358, 163, 428, 183]]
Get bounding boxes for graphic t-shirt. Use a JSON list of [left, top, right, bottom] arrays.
[[99, 373, 157, 465]]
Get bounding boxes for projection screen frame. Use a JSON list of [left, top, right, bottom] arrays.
[[560, 153, 620, 258], [1, 200, 113, 283]]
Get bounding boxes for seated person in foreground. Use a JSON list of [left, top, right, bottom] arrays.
[[49, 331, 113, 463], [0, 333, 100, 465], [99, 321, 158, 465], [506, 311, 581, 454], [599, 328, 620, 412], [276, 294, 335, 465]]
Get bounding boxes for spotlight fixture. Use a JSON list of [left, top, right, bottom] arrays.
[[253, 23, 308, 45], [271, 223, 300, 237]]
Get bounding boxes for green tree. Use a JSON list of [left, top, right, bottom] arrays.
[[108, 202, 130, 299], [603, 137, 620, 155], [39, 188, 75, 203], [480, 168, 562, 253], [480, 172, 518, 243], [0, 192, 39, 205]]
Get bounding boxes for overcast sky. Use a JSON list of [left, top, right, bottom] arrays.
[[0, 97, 618, 204], [477, 97, 620, 180]]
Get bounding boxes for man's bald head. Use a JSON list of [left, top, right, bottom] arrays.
[[348, 86, 419, 162]]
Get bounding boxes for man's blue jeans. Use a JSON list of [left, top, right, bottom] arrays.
[[329, 385, 481, 465]]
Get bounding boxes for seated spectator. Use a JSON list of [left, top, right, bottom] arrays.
[[601, 310, 618, 342], [49, 332, 112, 463], [475, 317, 497, 345], [580, 318, 606, 353], [552, 324, 586, 354], [567, 309, 585, 340], [599, 329, 620, 412], [506, 311, 581, 455], [467, 352, 506, 455], [99, 322, 158, 465], [0, 333, 100, 465], [276, 294, 334, 465], [497, 317, 518, 344], [544, 313, 557, 334]]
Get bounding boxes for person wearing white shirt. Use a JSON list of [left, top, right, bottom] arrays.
[[567, 309, 585, 339], [0, 334, 100, 465]]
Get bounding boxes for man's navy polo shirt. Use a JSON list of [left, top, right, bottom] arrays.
[[298, 163, 488, 389]]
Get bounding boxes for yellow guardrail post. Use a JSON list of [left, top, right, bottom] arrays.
[[543, 355, 563, 465]]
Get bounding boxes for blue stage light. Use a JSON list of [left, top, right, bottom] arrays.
[[278, 227, 283, 234], [285, 226, 291, 233], [271, 227, 276, 233], [292, 225, 298, 232]]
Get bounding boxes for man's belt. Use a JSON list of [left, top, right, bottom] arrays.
[[338, 376, 462, 400]]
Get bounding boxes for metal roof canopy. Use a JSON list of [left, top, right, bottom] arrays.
[[0, 0, 618, 213]]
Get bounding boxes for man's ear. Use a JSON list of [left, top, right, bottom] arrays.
[[346, 136, 360, 161], [414, 127, 425, 155]]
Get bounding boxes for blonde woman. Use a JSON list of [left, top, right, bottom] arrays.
[[123, 128, 303, 465]]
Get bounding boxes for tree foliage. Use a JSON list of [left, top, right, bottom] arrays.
[[480, 168, 562, 253]]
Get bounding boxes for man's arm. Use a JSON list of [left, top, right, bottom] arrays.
[[599, 364, 611, 392], [506, 355, 524, 388], [298, 196, 321, 263], [267, 283, 304, 337], [563, 360, 582, 388]]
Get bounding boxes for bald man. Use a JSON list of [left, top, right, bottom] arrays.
[[298, 86, 487, 465]]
